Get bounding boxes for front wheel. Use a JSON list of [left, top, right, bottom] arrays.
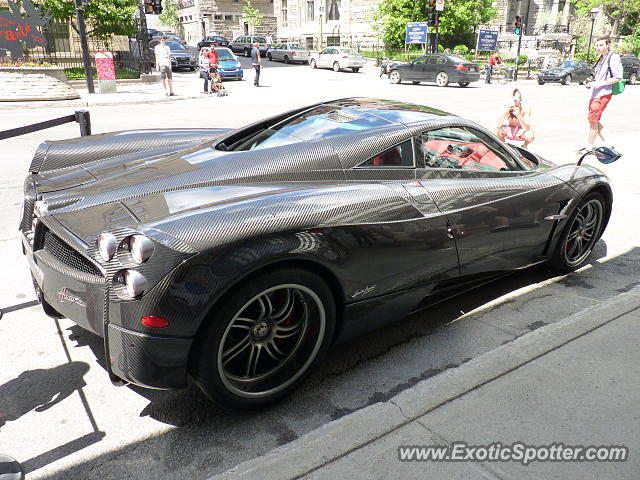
[[561, 74, 572, 85], [333, 62, 341, 72], [538, 78, 545, 85], [267, 53, 272, 61], [284, 55, 290, 64], [310, 59, 317, 69], [435, 71, 449, 87], [458, 81, 470, 87], [389, 70, 401, 84], [549, 192, 606, 272], [628, 72, 637, 85], [191, 268, 336, 408], [244, 48, 250, 57]]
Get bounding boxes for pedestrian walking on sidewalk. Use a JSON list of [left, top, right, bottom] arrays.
[[579, 34, 623, 155], [198, 47, 211, 94], [251, 43, 263, 87], [154, 36, 175, 97]]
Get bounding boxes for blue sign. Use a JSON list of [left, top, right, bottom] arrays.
[[405, 22, 429, 44], [477, 29, 499, 51]]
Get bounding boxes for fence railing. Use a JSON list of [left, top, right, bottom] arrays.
[[0, 110, 91, 141]]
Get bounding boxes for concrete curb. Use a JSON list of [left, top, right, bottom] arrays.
[[210, 285, 640, 479]]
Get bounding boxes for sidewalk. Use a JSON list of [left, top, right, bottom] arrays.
[[212, 285, 640, 480]]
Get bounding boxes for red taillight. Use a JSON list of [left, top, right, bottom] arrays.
[[456, 64, 469, 71], [343, 55, 349, 59], [292, 51, 296, 56], [141, 315, 170, 328]]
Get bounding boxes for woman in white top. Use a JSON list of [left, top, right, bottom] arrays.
[[198, 48, 211, 94]]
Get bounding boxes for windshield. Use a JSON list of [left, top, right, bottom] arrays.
[[227, 105, 391, 151], [217, 49, 236, 61], [288, 44, 300, 49], [254, 37, 267, 43], [167, 42, 187, 51], [559, 61, 576, 69], [340, 48, 357, 54], [446, 55, 467, 63]]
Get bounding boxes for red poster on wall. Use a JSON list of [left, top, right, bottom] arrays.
[[95, 52, 116, 81]]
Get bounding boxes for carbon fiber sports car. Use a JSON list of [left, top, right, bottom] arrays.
[[20, 98, 616, 408]]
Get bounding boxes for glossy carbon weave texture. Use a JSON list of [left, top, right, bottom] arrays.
[[19, 97, 613, 390]]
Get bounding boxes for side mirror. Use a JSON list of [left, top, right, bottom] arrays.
[[577, 146, 622, 166]]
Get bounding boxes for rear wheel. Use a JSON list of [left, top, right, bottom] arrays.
[[310, 59, 317, 69], [458, 81, 470, 87], [351, 67, 360, 73], [333, 62, 341, 72], [191, 268, 336, 408], [561, 74, 571, 85], [284, 55, 290, 64], [629, 72, 637, 85], [549, 192, 606, 272], [538, 78, 545, 85], [244, 48, 250, 57], [389, 70, 401, 84], [435, 71, 449, 87], [267, 53, 272, 61]]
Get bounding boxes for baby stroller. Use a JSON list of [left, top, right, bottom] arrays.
[[209, 69, 228, 97]]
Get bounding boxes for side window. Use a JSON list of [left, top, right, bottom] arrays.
[[417, 127, 520, 171], [320, 48, 330, 54], [427, 56, 438, 64], [357, 140, 414, 168], [414, 57, 426, 65], [435, 56, 447, 65]]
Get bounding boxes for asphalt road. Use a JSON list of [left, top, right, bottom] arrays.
[[0, 62, 639, 480]]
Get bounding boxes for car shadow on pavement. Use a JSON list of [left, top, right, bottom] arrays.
[[36, 241, 640, 480]]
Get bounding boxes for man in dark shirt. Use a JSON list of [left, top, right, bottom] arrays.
[[251, 43, 263, 87]]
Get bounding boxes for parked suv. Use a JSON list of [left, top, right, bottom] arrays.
[[621, 54, 639, 85], [197, 35, 229, 50], [229, 35, 269, 57]]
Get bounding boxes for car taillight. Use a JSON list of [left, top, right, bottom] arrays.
[[456, 64, 469, 71], [343, 55, 349, 59], [292, 51, 296, 56], [141, 315, 170, 328]]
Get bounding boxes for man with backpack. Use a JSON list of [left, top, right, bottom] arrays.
[[579, 34, 623, 154]]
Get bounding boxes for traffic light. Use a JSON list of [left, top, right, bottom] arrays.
[[514, 15, 522, 35], [427, 0, 437, 26], [143, 0, 154, 14], [152, 0, 163, 14]]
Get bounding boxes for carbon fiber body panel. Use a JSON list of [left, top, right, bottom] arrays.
[[20, 98, 613, 390]]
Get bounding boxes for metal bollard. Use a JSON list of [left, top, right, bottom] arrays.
[[75, 110, 91, 136]]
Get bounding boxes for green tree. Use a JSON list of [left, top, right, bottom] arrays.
[[574, 0, 640, 37], [159, 0, 180, 31], [243, 0, 263, 31], [35, 0, 138, 39], [372, 0, 497, 49]]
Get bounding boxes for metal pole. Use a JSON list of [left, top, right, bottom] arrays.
[[514, 27, 523, 81], [74, 0, 94, 93], [435, 13, 439, 53], [587, 17, 595, 61], [138, 3, 151, 74], [75, 110, 92, 136], [524, 0, 532, 35]]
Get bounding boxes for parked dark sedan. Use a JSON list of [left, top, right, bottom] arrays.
[[197, 35, 229, 50], [621, 54, 639, 85], [150, 40, 196, 70], [538, 60, 593, 85], [20, 98, 617, 408], [387, 54, 481, 87]]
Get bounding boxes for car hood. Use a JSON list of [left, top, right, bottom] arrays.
[[219, 59, 240, 67], [544, 68, 572, 74]]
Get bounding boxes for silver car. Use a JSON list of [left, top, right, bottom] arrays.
[[267, 43, 310, 64], [229, 35, 269, 57], [309, 47, 365, 73]]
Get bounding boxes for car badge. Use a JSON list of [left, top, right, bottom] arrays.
[[57, 288, 87, 308]]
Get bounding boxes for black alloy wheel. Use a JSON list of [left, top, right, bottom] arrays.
[[561, 74, 572, 85], [550, 192, 606, 272], [191, 268, 336, 408]]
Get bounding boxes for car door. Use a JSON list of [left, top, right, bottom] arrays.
[[318, 48, 332, 68], [414, 125, 576, 275], [271, 44, 282, 61], [345, 139, 460, 289], [424, 55, 439, 82], [403, 56, 427, 81]]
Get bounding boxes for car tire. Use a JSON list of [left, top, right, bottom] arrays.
[[629, 72, 637, 85], [389, 70, 401, 84], [244, 48, 250, 57], [191, 267, 336, 408], [549, 192, 606, 273], [333, 62, 341, 72], [561, 74, 571, 85], [189, 66, 195, 71], [284, 55, 290, 64], [412, 81, 420, 85], [435, 71, 449, 87], [267, 53, 272, 61], [351, 68, 360, 73], [310, 59, 317, 69], [458, 81, 470, 87]]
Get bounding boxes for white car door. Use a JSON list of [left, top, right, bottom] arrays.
[[319, 48, 333, 68]]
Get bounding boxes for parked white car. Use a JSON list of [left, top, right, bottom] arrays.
[[309, 47, 365, 73], [267, 43, 310, 64]]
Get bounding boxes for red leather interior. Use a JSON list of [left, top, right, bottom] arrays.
[[423, 140, 507, 170]]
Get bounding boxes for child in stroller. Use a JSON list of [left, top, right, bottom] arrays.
[[209, 68, 227, 96]]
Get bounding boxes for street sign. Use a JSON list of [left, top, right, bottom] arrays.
[[405, 22, 429, 44], [435, 0, 444, 12], [476, 29, 499, 51]]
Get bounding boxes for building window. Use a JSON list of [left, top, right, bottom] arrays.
[[306, 0, 314, 22], [325, 0, 340, 20], [282, 0, 288, 27], [224, 14, 233, 20], [327, 35, 340, 46], [214, 14, 222, 19]]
